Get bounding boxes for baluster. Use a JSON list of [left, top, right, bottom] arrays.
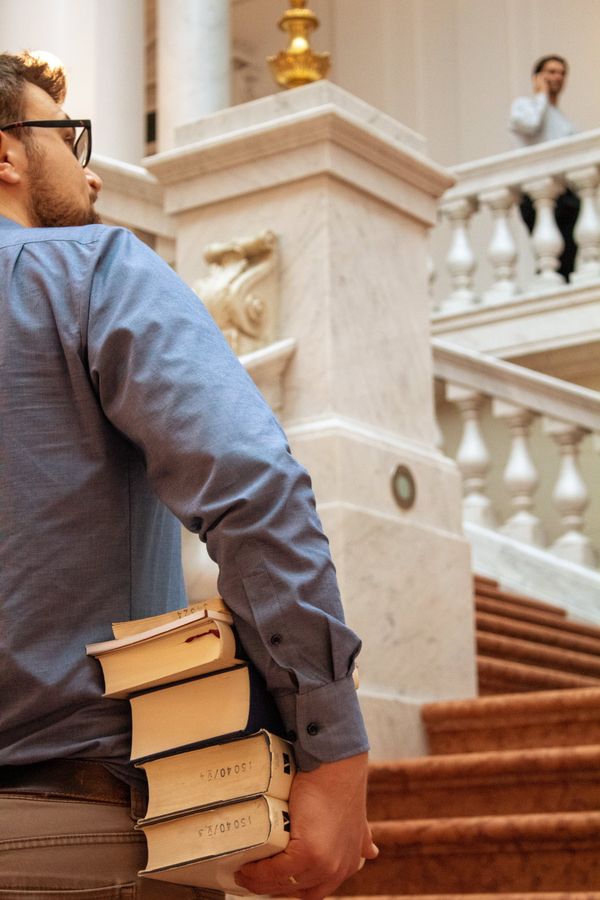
[[567, 166, 600, 284], [521, 176, 565, 287], [492, 400, 544, 546], [480, 187, 519, 302], [441, 198, 478, 312], [446, 385, 496, 528], [427, 251, 438, 312], [543, 418, 597, 567]]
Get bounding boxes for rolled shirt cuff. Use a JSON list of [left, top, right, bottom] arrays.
[[276, 674, 370, 771]]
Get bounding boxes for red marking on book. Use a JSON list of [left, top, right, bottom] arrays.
[[184, 628, 220, 644]]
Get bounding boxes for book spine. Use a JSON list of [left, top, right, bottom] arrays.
[[266, 733, 296, 801]]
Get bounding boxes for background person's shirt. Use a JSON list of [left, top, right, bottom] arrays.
[[0, 217, 368, 781], [509, 92, 577, 147]]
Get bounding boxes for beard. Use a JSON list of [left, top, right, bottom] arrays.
[[25, 145, 101, 228]]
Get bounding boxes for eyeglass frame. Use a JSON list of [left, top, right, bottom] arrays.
[[0, 119, 92, 168]]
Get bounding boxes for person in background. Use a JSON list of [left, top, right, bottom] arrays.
[[510, 54, 580, 281], [0, 51, 377, 899]]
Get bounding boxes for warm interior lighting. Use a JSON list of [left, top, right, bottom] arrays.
[[29, 49, 65, 72]]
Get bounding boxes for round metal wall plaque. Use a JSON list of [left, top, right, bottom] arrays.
[[391, 464, 416, 511]]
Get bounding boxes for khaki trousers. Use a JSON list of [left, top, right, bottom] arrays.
[[0, 793, 223, 899]]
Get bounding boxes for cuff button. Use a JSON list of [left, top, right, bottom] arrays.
[[270, 633, 282, 645], [286, 729, 297, 742], [306, 722, 320, 736]]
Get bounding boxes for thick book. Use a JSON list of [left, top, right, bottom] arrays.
[[86, 615, 242, 699], [138, 730, 295, 820], [138, 794, 290, 894], [111, 598, 232, 640], [130, 663, 285, 762]]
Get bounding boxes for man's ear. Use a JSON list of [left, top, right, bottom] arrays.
[[0, 133, 25, 185]]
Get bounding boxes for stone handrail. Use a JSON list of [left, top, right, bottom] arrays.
[[433, 338, 599, 570], [433, 338, 600, 431], [435, 129, 600, 313]]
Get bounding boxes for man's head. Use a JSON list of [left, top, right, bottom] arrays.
[[0, 51, 101, 228], [532, 55, 568, 101]]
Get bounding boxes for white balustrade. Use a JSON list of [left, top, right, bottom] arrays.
[[433, 128, 600, 312], [492, 400, 544, 546], [543, 417, 597, 568], [434, 340, 600, 574], [445, 384, 496, 528], [480, 187, 519, 301], [568, 165, 600, 284], [441, 198, 478, 311]]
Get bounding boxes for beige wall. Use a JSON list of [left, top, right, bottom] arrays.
[[233, 0, 600, 165]]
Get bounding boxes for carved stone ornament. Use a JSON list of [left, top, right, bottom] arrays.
[[193, 230, 279, 356]]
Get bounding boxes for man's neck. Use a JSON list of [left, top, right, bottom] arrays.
[[0, 202, 32, 227]]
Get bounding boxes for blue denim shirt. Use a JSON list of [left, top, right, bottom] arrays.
[[0, 217, 368, 776]]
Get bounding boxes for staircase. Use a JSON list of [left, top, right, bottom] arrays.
[[337, 575, 600, 897]]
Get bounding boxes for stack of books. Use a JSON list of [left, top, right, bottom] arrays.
[[86, 598, 295, 893]]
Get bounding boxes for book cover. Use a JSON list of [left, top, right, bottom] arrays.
[[130, 663, 285, 763], [86, 617, 242, 699], [138, 794, 290, 894], [138, 730, 295, 820], [111, 598, 231, 639]]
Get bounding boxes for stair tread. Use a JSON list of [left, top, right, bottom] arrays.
[[369, 743, 600, 781], [476, 610, 600, 656], [370, 810, 600, 846], [333, 895, 600, 899], [476, 584, 567, 616], [477, 655, 600, 691], [477, 632, 600, 678], [476, 596, 600, 638], [424, 685, 600, 726]]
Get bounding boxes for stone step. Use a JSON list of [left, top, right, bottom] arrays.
[[475, 583, 567, 617], [338, 811, 600, 895], [334, 895, 600, 900], [367, 745, 600, 820], [478, 633, 600, 678], [474, 574, 498, 588], [423, 687, 600, 754], [477, 632, 600, 679], [475, 596, 600, 640], [477, 656, 600, 694], [476, 611, 600, 658]]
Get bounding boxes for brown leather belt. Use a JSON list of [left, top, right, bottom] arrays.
[[0, 759, 131, 804]]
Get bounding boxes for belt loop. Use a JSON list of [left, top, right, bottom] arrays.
[[130, 783, 148, 821]]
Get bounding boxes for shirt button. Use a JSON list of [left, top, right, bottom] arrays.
[[270, 633, 282, 646], [286, 729, 297, 742], [306, 722, 319, 736]]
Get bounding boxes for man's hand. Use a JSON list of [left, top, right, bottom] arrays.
[[234, 752, 378, 899], [533, 72, 549, 94]]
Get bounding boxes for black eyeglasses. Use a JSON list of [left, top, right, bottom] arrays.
[[0, 119, 92, 168]]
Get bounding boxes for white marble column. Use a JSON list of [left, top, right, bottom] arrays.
[[1, 0, 145, 164], [147, 83, 477, 760], [157, 0, 231, 151]]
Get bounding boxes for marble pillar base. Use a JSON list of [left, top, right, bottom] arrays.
[[289, 419, 477, 759]]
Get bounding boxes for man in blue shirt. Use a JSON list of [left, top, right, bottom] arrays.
[[0, 52, 377, 897]]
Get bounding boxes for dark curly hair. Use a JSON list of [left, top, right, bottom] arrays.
[[0, 51, 66, 130]]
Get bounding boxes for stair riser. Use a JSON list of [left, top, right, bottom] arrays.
[[338, 842, 600, 894], [428, 721, 600, 754], [368, 777, 600, 820]]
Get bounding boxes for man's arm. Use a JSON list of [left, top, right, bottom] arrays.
[[510, 93, 548, 137], [85, 228, 375, 891]]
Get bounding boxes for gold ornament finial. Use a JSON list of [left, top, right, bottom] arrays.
[[267, 0, 330, 90]]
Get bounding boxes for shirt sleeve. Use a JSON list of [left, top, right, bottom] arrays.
[[509, 93, 549, 137], [84, 227, 369, 770]]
